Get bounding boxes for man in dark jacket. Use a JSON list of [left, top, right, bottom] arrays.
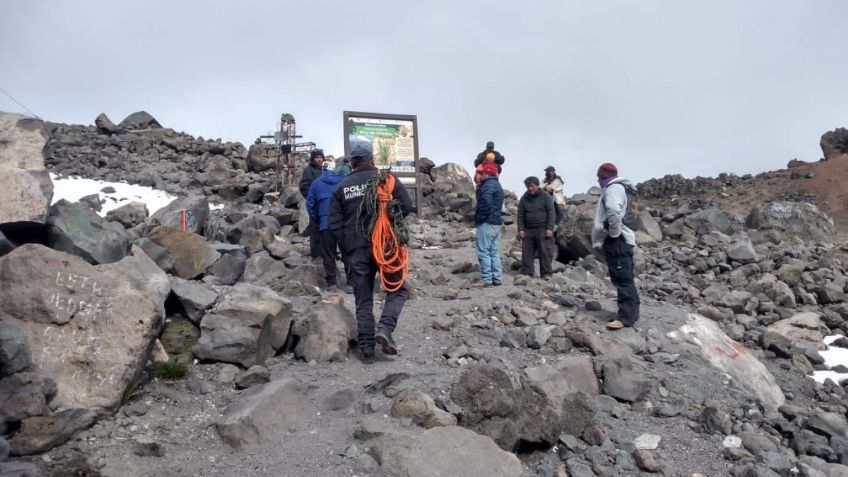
[[300, 149, 325, 258], [329, 140, 413, 363], [474, 162, 504, 286], [306, 164, 351, 291], [474, 141, 505, 172], [517, 176, 556, 278]]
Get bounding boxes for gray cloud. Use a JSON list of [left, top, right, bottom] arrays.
[[2, 0, 846, 194]]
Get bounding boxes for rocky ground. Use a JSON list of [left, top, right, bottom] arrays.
[[3, 111, 848, 477]]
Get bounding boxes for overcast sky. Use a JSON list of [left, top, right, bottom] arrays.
[[2, 1, 847, 194]]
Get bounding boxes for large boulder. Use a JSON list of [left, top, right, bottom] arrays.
[[291, 301, 356, 363], [193, 283, 292, 367], [556, 201, 598, 262], [147, 227, 220, 279], [524, 355, 600, 412], [149, 196, 210, 235], [0, 113, 53, 225], [602, 356, 651, 402], [684, 207, 734, 236], [767, 312, 823, 344], [821, 127, 848, 161], [97, 245, 171, 319], [246, 143, 277, 173], [217, 377, 313, 450], [105, 202, 149, 228], [119, 111, 162, 129], [0, 245, 161, 409], [451, 364, 561, 452], [360, 425, 522, 477], [10, 408, 97, 456], [46, 200, 130, 265], [745, 201, 836, 243], [226, 214, 280, 253], [94, 113, 118, 134], [167, 276, 218, 324], [420, 163, 476, 220], [667, 313, 785, 412]]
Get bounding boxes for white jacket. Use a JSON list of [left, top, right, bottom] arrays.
[[543, 177, 566, 206], [592, 178, 637, 248]]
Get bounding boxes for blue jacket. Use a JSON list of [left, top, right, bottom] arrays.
[[475, 177, 504, 225], [306, 171, 346, 231]]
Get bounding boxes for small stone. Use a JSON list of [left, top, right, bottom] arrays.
[[722, 435, 742, 448], [235, 365, 270, 390], [634, 433, 661, 450], [632, 449, 663, 472], [585, 301, 602, 311], [432, 315, 456, 330], [132, 435, 164, 457]]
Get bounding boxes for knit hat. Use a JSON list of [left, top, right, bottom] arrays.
[[544, 165, 556, 172], [597, 162, 618, 179], [480, 162, 499, 177], [524, 176, 540, 186], [486, 141, 494, 149], [310, 149, 324, 161]]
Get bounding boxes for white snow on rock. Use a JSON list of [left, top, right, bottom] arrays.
[[810, 335, 848, 384]]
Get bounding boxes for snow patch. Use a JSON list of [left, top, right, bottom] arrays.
[[50, 173, 178, 216], [810, 334, 848, 384]]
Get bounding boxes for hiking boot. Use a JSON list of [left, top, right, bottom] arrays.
[[472, 281, 493, 288], [325, 284, 340, 294], [376, 328, 398, 355], [606, 320, 624, 330], [492, 281, 502, 286], [359, 348, 375, 364]]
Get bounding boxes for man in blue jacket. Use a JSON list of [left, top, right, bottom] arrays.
[[474, 162, 504, 286], [306, 163, 351, 291]]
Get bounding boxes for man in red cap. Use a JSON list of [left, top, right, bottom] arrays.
[[473, 162, 504, 286], [591, 162, 640, 330]]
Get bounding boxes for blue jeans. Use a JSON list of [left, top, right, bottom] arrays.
[[476, 223, 503, 284]]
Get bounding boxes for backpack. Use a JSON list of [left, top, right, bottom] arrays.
[[621, 183, 640, 230], [604, 181, 640, 230]]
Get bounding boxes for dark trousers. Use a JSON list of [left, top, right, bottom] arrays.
[[603, 236, 640, 326], [348, 247, 408, 350], [319, 230, 339, 286], [309, 221, 321, 258], [521, 227, 554, 277]]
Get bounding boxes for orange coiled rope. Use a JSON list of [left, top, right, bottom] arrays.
[[370, 173, 409, 292]]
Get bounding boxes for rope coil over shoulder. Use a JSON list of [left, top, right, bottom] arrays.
[[356, 171, 409, 292]]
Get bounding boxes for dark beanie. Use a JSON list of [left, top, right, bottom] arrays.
[[597, 162, 618, 179], [524, 176, 540, 186], [310, 149, 324, 160]]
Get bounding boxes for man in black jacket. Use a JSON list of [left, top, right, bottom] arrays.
[[329, 140, 413, 363], [474, 141, 505, 173], [517, 176, 556, 278], [299, 149, 325, 258]]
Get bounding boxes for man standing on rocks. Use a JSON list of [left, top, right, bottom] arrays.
[[329, 140, 413, 363], [517, 176, 556, 278], [542, 165, 566, 226], [306, 162, 352, 293], [300, 148, 326, 258], [474, 162, 504, 287], [474, 141, 505, 173], [591, 162, 640, 330]]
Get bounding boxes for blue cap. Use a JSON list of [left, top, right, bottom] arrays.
[[349, 139, 373, 163]]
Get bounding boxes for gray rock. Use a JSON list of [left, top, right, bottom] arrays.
[[0, 244, 161, 410], [168, 276, 218, 323], [77, 193, 101, 212], [700, 399, 732, 435], [634, 433, 661, 450], [632, 449, 663, 472], [602, 357, 651, 402], [361, 425, 522, 477], [390, 389, 457, 428], [758, 451, 792, 477], [727, 234, 758, 263], [235, 365, 270, 390], [292, 302, 356, 363], [10, 408, 96, 455], [105, 202, 148, 228], [147, 227, 219, 280], [511, 306, 539, 327], [47, 200, 130, 264], [226, 214, 280, 253], [0, 324, 31, 378], [242, 251, 288, 285], [217, 378, 313, 449], [149, 196, 209, 235], [820, 282, 846, 304], [500, 328, 526, 349], [137, 237, 175, 273], [527, 325, 553, 349], [119, 111, 162, 128], [0, 372, 56, 427], [0, 230, 14, 257], [524, 356, 600, 417], [98, 245, 171, 318], [746, 201, 835, 242], [320, 389, 356, 412], [204, 253, 246, 286], [451, 364, 561, 452], [0, 461, 40, 476], [194, 283, 292, 367], [807, 410, 848, 439], [684, 207, 733, 235], [0, 113, 53, 225], [94, 112, 118, 134], [132, 435, 164, 457]]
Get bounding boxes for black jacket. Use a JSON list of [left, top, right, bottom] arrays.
[[299, 163, 324, 198], [474, 150, 505, 167], [475, 177, 504, 225], [517, 191, 555, 230], [329, 167, 413, 253]]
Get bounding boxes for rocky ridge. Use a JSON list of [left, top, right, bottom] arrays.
[[1, 111, 848, 476]]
